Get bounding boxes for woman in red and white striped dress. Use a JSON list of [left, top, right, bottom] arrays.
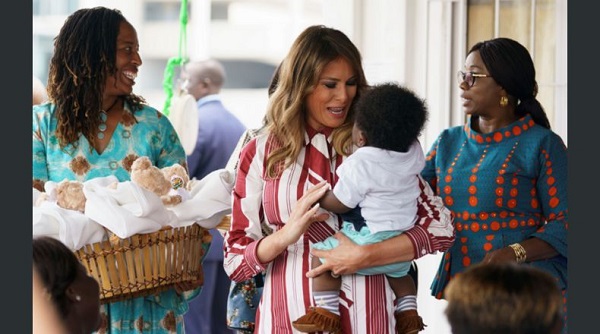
[[223, 25, 454, 334]]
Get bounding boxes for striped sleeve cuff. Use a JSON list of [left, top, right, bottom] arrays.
[[404, 224, 434, 259], [228, 238, 268, 282]]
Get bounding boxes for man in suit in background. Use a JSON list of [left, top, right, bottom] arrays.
[[183, 58, 246, 334]]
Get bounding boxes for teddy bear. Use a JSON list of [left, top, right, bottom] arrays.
[[55, 180, 86, 213], [161, 163, 192, 201], [130, 156, 187, 206]]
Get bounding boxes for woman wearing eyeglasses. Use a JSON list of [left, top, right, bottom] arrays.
[[421, 37, 568, 333]]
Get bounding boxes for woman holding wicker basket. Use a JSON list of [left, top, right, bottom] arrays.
[[32, 7, 207, 333]]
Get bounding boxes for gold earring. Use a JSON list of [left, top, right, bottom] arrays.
[[500, 96, 508, 107]]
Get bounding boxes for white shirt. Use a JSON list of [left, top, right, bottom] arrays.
[[333, 141, 425, 234]]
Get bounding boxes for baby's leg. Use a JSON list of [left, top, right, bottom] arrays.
[[309, 255, 341, 313], [388, 275, 416, 299], [388, 275, 425, 334], [292, 256, 342, 333], [311, 255, 341, 292]]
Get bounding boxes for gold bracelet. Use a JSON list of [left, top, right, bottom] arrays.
[[508, 243, 527, 264]]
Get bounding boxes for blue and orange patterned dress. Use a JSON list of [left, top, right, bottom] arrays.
[[33, 102, 209, 333], [421, 114, 568, 331]]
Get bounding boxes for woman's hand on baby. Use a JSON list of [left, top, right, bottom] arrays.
[[280, 181, 330, 246], [306, 232, 364, 278]]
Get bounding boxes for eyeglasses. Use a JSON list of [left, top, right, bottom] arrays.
[[457, 71, 492, 87]]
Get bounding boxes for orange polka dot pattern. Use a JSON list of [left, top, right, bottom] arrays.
[[422, 115, 568, 322]]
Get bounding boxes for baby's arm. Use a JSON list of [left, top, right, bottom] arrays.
[[319, 189, 352, 214]]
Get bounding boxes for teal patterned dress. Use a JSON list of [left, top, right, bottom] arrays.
[[421, 114, 568, 332], [33, 102, 209, 333]]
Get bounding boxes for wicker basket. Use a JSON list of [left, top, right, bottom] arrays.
[[75, 224, 210, 304], [215, 215, 231, 231]]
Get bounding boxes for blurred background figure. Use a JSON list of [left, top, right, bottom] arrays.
[[183, 58, 246, 181], [182, 58, 246, 334], [33, 267, 68, 334], [33, 76, 47, 105], [444, 263, 564, 334], [33, 236, 102, 334]]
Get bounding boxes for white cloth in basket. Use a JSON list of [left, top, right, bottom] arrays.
[[33, 199, 106, 251], [33, 170, 235, 245], [168, 168, 235, 229], [83, 179, 178, 239], [32, 177, 113, 251]]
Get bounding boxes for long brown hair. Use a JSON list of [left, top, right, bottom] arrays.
[[47, 7, 145, 148], [265, 25, 368, 178]]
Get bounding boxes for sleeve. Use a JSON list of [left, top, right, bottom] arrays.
[[32, 105, 50, 185], [402, 175, 455, 259], [530, 133, 568, 258], [331, 157, 364, 209], [223, 137, 270, 282], [155, 110, 187, 168]]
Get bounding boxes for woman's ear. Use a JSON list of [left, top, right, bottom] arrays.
[[65, 285, 81, 303]]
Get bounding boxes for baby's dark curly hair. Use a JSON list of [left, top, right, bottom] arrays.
[[354, 82, 428, 152]]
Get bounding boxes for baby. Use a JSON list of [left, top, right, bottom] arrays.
[[293, 83, 429, 334]]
